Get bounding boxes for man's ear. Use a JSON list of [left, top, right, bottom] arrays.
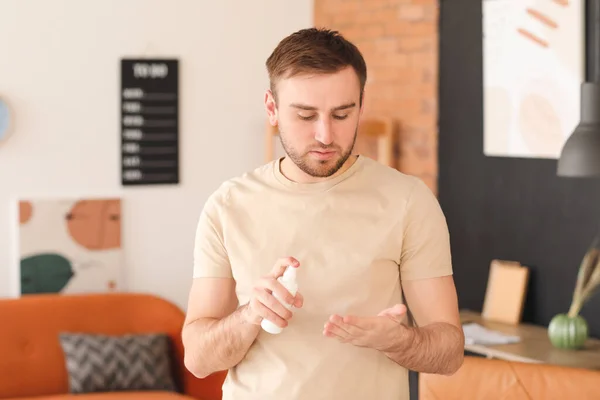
[[359, 90, 366, 119], [264, 89, 278, 127]]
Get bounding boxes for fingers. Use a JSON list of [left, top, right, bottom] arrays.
[[329, 315, 354, 335], [245, 257, 303, 329], [324, 315, 368, 346], [324, 307, 407, 348], [342, 315, 376, 330], [260, 276, 296, 306], [269, 256, 300, 278], [264, 256, 302, 308], [293, 291, 304, 308], [325, 315, 361, 336], [323, 321, 350, 342], [323, 315, 350, 341], [254, 285, 293, 321], [251, 297, 288, 328]]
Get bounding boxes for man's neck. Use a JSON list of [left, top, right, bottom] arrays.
[[280, 154, 359, 184]]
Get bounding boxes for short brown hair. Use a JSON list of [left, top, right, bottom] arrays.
[[266, 28, 367, 104]]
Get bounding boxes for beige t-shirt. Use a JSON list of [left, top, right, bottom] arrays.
[[193, 155, 452, 400]]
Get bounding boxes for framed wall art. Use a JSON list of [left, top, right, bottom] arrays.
[[482, 0, 585, 159]]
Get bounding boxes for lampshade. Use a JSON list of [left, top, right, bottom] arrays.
[[557, 82, 600, 177]]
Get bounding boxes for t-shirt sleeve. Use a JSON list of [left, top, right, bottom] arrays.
[[399, 178, 453, 281], [192, 191, 232, 279]]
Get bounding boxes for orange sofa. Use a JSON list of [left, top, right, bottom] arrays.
[[0, 292, 227, 400], [419, 355, 600, 399]]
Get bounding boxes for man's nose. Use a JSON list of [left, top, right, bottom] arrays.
[[314, 119, 333, 145]]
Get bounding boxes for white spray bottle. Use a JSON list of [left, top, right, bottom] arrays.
[[261, 265, 298, 334]]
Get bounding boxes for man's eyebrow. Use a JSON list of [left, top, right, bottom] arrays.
[[289, 102, 357, 111], [332, 102, 356, 111], [289, 103, 317, 111]]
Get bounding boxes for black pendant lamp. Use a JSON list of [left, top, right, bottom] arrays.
[[557, 0, 600, 177]]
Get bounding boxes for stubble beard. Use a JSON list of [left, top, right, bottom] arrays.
[[279, 127, 358, 178]]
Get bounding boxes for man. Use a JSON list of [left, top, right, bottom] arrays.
[[182, 28, 464, 400]]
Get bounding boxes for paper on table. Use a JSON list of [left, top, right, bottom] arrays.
[[462, 322, 520, 346]]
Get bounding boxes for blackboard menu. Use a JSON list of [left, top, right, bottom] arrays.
[[120, 58, 179, 185]]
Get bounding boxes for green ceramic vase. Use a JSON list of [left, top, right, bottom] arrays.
[[548, 313, 588, 349]]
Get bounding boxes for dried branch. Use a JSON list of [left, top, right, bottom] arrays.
[[568, 237, 600, 317]]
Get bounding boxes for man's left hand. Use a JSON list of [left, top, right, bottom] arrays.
[[323, 304, 410, 352]]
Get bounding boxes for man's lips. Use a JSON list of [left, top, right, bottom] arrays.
[[309, 150, 337, 160]]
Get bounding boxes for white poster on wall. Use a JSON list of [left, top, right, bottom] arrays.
[[483, 0, 585, 159]]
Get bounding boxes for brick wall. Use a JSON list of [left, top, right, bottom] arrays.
[[314, 0, 439, 194]]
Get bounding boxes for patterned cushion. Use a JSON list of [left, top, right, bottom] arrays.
[[58, 332, 177, 393]]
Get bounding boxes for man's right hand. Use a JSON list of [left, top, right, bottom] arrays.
[[242, 257, 304, 328]]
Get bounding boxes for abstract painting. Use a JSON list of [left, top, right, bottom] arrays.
[[483, 0, 585, 159], [17, 197, 123, 295]]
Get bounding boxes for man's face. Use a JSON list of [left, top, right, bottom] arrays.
[[266, 66, 363, 178]]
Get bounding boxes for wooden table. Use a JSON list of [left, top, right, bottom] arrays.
[[460, 310, 600, 370]]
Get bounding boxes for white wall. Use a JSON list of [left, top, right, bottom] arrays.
[[0, 0, 313, 310]]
